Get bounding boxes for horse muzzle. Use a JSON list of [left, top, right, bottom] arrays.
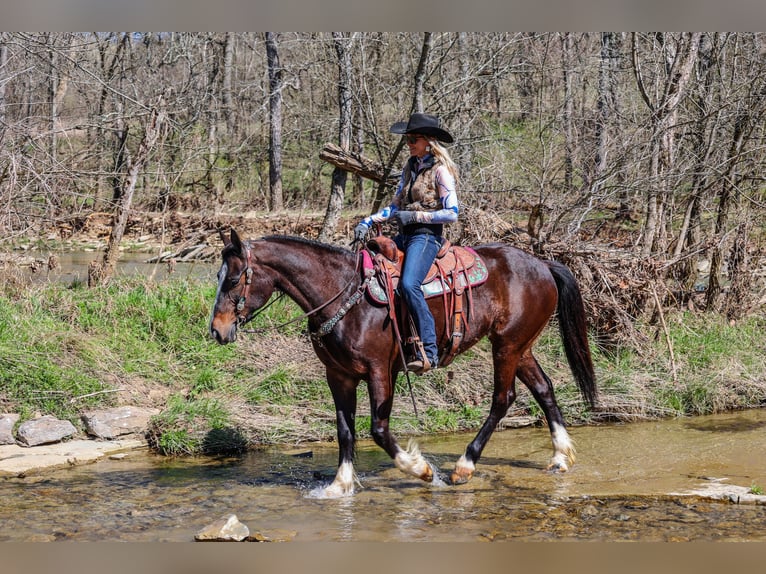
[[210, 317, 238, 344]]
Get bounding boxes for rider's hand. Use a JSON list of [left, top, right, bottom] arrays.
[[353, 222, 369, 244], [394, 210, 418, 226]]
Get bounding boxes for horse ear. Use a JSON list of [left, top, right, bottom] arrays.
[[218, 227, 231, 247], [230, 228, 244, 255]]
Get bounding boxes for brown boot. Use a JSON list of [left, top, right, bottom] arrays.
[[406, 355, 432, 375]]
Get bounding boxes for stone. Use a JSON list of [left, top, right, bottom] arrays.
[[0, 439, 146, 477], [195, 514, 250, 542], [16, 415, 77, 447], [0, 414, 20, 445], [81, 406, 159, 439], [247, 529, 298, 542]]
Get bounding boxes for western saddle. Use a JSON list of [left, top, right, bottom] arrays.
[[363, 235, 488, 370]]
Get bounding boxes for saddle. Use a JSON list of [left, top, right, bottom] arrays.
[[361, 235, 489, 368]]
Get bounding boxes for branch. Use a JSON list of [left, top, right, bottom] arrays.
[[319, 142, 400, 186]]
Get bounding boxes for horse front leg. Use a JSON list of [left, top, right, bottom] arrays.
[[452, 349, 519, 485], [516, 352, 575, 472], [367, 370, 434, 483], [318, 371, 359, 498]]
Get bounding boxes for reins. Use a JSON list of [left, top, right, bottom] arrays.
[[238, 242, 364, 336]]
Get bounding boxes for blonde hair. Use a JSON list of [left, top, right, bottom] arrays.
[[427, 138, 459, 186]]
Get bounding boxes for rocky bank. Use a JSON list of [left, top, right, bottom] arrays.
[[0, 406, 157, 477]]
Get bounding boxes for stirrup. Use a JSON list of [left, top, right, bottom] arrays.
[[406, 355, 432, 375]]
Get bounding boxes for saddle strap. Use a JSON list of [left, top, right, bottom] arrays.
[[438, 257, 471, 368]]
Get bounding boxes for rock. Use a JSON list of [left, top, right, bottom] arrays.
[[195, 514, 250, 542], [81, 406, 159, 439], [0, 439, 146, 477], [247, 529, 298, 542], [0, 414, 20, 445], [16, 415, 77, 447]]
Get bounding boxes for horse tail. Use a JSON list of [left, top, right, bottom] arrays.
[[546, 261, 597, 408]]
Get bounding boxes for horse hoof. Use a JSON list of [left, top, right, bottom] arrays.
[[546, 462, 569, 473], [450, 470, 473, 485], [421, 464, 434, 483]]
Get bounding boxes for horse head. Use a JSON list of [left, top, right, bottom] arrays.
[[209, 228, 275, 344]]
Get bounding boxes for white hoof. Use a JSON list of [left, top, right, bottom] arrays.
[[394, 440, 434, 482], [309, 461, 357, 498], [549, 422, 576, 472]]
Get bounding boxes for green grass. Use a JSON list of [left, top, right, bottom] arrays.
[[0, 276, 235, 423], [147, 394, 245, 456]]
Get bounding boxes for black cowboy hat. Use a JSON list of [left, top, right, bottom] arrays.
[[389, 112, 454, 143]]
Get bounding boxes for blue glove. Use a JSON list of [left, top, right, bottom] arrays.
[[353, 222, 370, 243], [394, 211, 418, 226]]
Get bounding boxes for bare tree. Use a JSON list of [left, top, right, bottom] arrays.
[[318, 32, 354, 242], [265, 32, 284, 212], [0, 33, 8, 142], [372, 32, 432, 212], [706, 71, 766, 310], [222, 32, 235, 136], [89, 98, 167, 287], [560, 32, 575, 192], [632, 32, 702, 257]]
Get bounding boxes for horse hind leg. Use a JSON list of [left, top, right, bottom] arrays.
[[516, 352, 576, 472]]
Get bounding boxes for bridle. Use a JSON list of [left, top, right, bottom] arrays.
[[230, 240, 367, 337]]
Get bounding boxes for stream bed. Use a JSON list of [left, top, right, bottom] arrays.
[[1, 409, 764, 542]]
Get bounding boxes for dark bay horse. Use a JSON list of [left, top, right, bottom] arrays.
[[209, 229, 596, 497]]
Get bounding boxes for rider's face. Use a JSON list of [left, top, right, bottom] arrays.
[[405, 134, 430, 158]]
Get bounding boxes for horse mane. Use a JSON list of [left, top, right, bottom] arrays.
[[221, 233, 353, 260], [262, 234, 355, 259]]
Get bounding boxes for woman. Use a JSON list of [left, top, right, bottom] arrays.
[[354, 112, 459, 375]]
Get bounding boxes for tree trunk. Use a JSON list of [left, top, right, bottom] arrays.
[[89, 99, 166, 287], [672, 34, 717, 289], [318, 32, 353, 243], [593, 33, 620, 195], [206, 34, 221, 204], [222, 32, 235, 136], [265, 32, 284, 212], [561, 32, 575, 191], [0, 35, 7, 143]]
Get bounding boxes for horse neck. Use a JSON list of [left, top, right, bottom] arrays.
[[255, 237, 357, 312]]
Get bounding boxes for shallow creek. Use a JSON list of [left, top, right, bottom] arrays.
[[1, 409, 764, 542]]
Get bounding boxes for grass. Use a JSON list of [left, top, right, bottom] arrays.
[[1, 273, 765, 455], [146, 393, 247, 456]]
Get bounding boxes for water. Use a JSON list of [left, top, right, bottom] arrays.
[[1, 409, 764, 542], [10, 250, 216, 284]]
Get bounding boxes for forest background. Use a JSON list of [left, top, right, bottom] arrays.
[[1, 32, 765, 451]]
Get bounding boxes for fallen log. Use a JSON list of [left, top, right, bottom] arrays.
[[319, 143, 400, 186]]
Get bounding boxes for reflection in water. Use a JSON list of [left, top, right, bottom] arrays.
[[1, 410, 765, 541], [685, 417, 766, 433]]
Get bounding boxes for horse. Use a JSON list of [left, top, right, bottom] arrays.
[[209, 228, 596, 497]]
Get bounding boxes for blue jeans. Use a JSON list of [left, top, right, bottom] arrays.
[[395, 233, 442, 364]]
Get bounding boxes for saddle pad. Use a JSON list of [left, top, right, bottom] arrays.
[[365, 247, 489, 304]]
